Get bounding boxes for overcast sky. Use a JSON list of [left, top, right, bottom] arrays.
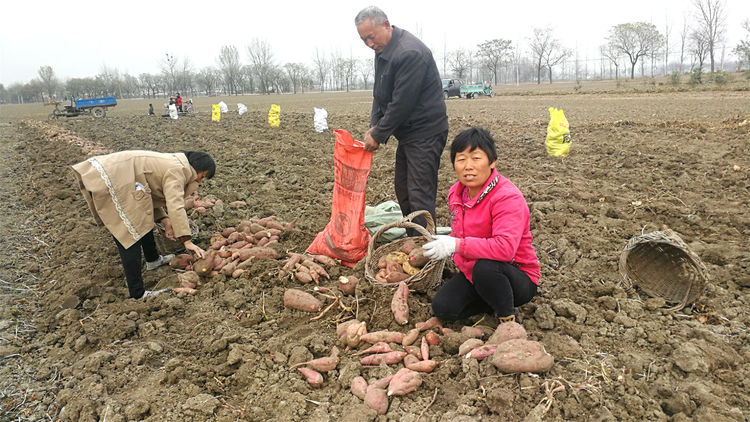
[[1, 0, 748, 85]]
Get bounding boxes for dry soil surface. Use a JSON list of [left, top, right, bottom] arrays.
[[0, 91, 749, 421]]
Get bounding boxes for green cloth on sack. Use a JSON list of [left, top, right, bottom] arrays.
[[364, 201, 451, 242]]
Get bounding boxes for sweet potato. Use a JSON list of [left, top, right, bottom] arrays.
[[360, 351, 407, 365], [279, 253, 304, 279], [311, 254, 338, 267], [290, 346, 339, 372], [461, 326, 485, 339], [402, 328, 420, 347], [487, 321, 527, 345], [386, 271, 410, 284], [408, 247, 429, 267], [264, 220, 286, 231], [401, 261, 420, 276], [404, 345, 422, 360], [377, 255, 388, 269], [221, 262, 236, 277], [210, 238, 228, 250], [390, 281, 409, 325], [301, 259, 329, 279], [336, 319, 361, 340], [387, 368, 422, 396], [361, 331, 404, 344], [192, 255, 215, 276], [375, 270, 388, 283], [283, 289, 322, 313], [248, 222, 265, 234], [257, 215, 277, 225], [385, 251, 408, 265], [294, 270, 313, 284], [465, 344, 497, 360], [490, 339, 554, 373], [345, 321, 367, 348], [415, 317, 442, 332], [169, 254, 193, 269], [256, 236, 270, 247], [229, 200, 247, 207], [231, 269, 245, 278], [227, 231, 244, 243], [404, 354, 438, 373], [364, 388, 389, 415], [420, 336, 430, 361], [173, 287, 197, 295], [441, 327, 455, 335], [367, 375, 394, 392], [221, 227, 236, 237], [350, 376, 368, 400], [178, 271, 200, 289], [352, 342, 392, 357], [297, 367, 323, 387], [458, 338, 485, 357], [338, 275, 358, 296], [424, 331, 440, 346], [399, 239, 418, 254]]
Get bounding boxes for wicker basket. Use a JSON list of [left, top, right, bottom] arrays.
[[153, 220, 200, 254], [619, 228, 708, 311], [364, 210, 447, 293]]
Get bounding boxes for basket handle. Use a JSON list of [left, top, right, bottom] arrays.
[[366, 210, 436, 258]]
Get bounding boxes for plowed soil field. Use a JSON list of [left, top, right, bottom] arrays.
[[1, 90, 749, 421]]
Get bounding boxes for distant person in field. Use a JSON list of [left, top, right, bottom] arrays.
[[72, 150, 215, 299], [354, 6, 448, 234], [425, 127, 540, 324], [148, 104, 155, 116], [176, 93, 183, 112]]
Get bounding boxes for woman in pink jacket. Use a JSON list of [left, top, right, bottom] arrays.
[[424, 127, 540, 324]]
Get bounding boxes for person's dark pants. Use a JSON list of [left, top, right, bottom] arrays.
[[432, 259, 537, 320], [394, 130, 448, 236], [113, 230, 160, 299]]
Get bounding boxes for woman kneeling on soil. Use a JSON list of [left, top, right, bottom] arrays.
[[424, 127, 540, 324], [72, 150, 215, 299]]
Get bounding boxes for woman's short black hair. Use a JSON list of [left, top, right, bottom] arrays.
[[181, 151, 216, 179], [450, 127, 498, 165]]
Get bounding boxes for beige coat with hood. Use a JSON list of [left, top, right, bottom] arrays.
[[72, 150, 198, 249]]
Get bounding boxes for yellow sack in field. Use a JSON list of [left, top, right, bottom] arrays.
[[268, 104, 281, 127], [211, 104, 221, 122], [545, 107, 571, 156]]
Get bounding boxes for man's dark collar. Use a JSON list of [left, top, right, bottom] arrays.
[[378, 26, 402, 60]]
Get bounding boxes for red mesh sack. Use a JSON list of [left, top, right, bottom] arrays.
[[306, 129, 373, 267]]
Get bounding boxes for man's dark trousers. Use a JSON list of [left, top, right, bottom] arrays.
[[394, 129, 448, 235]]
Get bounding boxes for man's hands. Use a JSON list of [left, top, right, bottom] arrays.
[[423, 235, 457, 260], [184, 240, 206, 259], [363, 127, 380, 152]]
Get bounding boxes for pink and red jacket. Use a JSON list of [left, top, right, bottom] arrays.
[[448, 168, 541, 285]]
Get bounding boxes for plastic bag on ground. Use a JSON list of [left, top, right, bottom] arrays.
[[168, 104, 178, 120], [268, 104, 281, 127], [218, 101, 228, 113], [307, 129, 373, 267], [545, 107, 571, 156], [313, 107, 329, 132], [238, 103, 247, 115]]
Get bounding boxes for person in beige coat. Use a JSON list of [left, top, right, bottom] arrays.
[[72, 150, 215, 299]]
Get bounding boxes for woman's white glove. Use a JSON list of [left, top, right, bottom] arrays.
[[422, 235, 457, 260]]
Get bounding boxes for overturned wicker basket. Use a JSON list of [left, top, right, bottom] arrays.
[[153, 219, 200, 255], [364, 210, 446, 293], [619, 228, 708, 311]]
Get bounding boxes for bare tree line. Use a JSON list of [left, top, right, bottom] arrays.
[[2, 0, 747, 104]]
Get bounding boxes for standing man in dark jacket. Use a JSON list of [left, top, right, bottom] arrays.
[[355, 6, 449, 231]]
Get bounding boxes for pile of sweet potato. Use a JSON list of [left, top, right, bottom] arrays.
[[184, 193, 248, 214], [168, 216, 296, 286], [457, 321, 554, 373], [374, 239, 429, 284]]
